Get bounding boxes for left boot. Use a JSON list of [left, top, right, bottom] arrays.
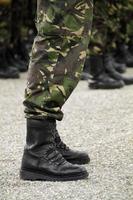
[[55, 129, 90, 165]]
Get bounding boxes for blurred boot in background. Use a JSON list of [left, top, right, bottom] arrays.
[[88, 55, 124, 89], [0, 44, 19, 78]]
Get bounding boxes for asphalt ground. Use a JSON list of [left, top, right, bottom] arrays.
[[0, 71, 133, 200]]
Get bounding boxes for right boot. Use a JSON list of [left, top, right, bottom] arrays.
[[20, 119, 88, 182], [115, 43, 133, 67], [113, 59, 126, 74], [88, 55, 124, 89]]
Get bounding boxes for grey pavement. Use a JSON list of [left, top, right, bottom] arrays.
[[0, 71, 133, 200]]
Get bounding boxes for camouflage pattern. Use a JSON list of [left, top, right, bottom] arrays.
[[0, 5, 11, 44], [106, 0, 133, 45], [89, 0, 107, 55], [24, 0, 93, 121], [117, 0, 133, 42], [89, 0, 133, 55]]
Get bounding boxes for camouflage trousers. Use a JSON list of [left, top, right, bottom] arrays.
[[23, 0, 93, 120]]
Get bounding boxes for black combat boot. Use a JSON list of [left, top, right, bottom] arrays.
[[115, 43, 133, 67], [88, 55, 124, 89], [128, 37, 133, 55], [20, 119, 88, 182], [0, 66, 20, 79], [81, 58, 91, 80], [104, 54, 133, 85], [6, 47, 28, 72], [113, 59, 126, 74], [0, 48, 20, 79], [55, 129, 90, 165]]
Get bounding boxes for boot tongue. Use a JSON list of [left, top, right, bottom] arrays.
[[55, 130, 69, 151], [55, 137, 69, 151]]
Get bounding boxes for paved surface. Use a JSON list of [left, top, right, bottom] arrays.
[[0, 72, 133, 200]]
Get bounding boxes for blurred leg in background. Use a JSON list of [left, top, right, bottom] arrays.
[[6, 0, 28, 73], [0, 1, 19, 78], [0, 0, 37, 78], [82, 0, 133, 89]]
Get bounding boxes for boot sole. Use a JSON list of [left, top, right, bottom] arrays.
[[0, 74, 20, 79], [20, 169, 88, 182], [89, 83, 124, 89], [123, 80, 133, 85], [66, 157, 90, 165]]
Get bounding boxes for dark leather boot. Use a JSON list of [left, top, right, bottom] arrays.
[[115, 44, 133, 67], [6, 47, 28, 72], [20, 119, 88, 182], [0, 47, 20, 79], [113, 60, 126, 74], [128, 38, 133, 55], [88, 55, 124, 89], [55, 129, 90, 165], [104, 54, 133, 85]]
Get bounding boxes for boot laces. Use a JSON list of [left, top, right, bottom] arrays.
[[45, 146, 66, 166]]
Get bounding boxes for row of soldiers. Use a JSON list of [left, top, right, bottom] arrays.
[[0, 0, 133, 89]]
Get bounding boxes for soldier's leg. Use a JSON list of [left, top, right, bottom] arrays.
[[0, 3, 20, 79], [88, 0, 124, 89], [127, 0, 133, 54], [114, 0, 133, 67], [20, 0, 93, 182], [98, 0, 133, 85], [24, 0, 93, 121]]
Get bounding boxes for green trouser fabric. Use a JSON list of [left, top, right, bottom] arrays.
[[24, 0, 93, 121], [0, 6, 10, 44], [89, 0, 108, 55], [89, 0, 116, 55], [116, 0, 133, 43], [89, 0, 133, 55]]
